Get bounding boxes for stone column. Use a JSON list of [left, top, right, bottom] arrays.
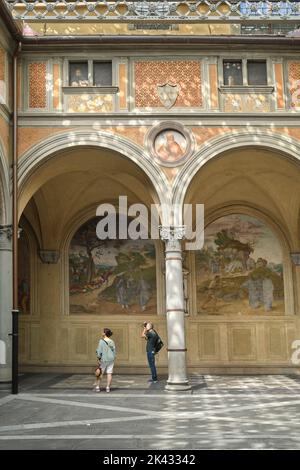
[[0, 225, 12, 382], [160, 226, 191, 391], [291, 253, 300, 316]]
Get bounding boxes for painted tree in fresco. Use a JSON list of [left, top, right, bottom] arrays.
[[73, 219, 104, 284], [215, 229, 253, 271]]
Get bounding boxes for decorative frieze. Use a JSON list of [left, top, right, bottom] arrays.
[[6, 1, 300, 25], [221, 89, 272, 112], [66, 94, 113, 113]]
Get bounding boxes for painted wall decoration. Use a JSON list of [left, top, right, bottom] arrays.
[[18, 232, 31, 314], [195, 214, 284, 315], [288, 61, 300, 110], [28, 62, 47, 109], [154, 129, 187, 163], [135, 60, 202, 108], [223, 93, 271, 112], [67, 94, 113, 113], [69, 218, 157, 314]]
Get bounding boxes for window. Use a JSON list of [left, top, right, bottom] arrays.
[[223, 59, 268, 86], [69, 61, 112, 87], [69, 62, 89, 86], [93, 62, 112, 87], [247, 61, 267, 86], [223, 60, 243, 86]]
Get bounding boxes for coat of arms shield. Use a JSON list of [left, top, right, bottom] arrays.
[[157, 83, 179, 109]]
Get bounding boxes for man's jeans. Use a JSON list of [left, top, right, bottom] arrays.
[[147, 351, 157, 381]]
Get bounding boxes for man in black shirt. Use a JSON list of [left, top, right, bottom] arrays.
[[141, 322, 158, 383]]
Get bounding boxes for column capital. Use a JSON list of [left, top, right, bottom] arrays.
[[39, 250, 60, 264], [0, 225, 12, 250], [159, 226, 186, 242], [291, 252, 300, 266]]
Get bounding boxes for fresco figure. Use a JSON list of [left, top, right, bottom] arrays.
[[241, 278, 261, 309], [18, 233, 31, 314], [19, 279, 30, 314], [116, 276, 129, 309], [71, 66, 89, 86], [126, 275, 136, 306], [156, 131, 185, 162], [210, 258, 220, 274], [262, 278, 274, 311], [246, 257, 256, 271], [138, 277, 151, 312]]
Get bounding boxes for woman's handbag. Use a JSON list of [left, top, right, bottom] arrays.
[[95, 359, 102, 377]]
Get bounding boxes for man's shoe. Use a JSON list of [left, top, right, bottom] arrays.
[[95, 386, 100, 392], [106, 387, 110, 393], [148, 379, 158, 383]]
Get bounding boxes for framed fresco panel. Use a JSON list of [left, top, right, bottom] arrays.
[[69, 218, 157, 315], [196, 214, 284, 316]]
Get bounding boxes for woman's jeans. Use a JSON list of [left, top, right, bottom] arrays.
[[147, 351, 157, 381]]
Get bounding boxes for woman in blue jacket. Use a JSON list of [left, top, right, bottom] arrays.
[[94, 328, 116, 393]]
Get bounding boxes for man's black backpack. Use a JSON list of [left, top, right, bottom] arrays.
[[153, 331, 164, 354]]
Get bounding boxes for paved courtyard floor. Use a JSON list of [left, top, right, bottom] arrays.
[[1, 373, 300, 450]]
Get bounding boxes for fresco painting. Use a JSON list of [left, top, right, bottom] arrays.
[[69, 218, 157, 314], [154, 129, 187, 163], [18, 233, 30, 314], [196, 214, 284, 315]]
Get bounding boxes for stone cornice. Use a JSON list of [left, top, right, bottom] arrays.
[[17, 113, 300, 128], [62, 86, 119, 95], [19, 35, 300, 51]]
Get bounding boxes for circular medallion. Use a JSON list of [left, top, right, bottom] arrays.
[[146, 122, 194, 167]]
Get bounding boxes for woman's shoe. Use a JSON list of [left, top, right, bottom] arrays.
[[106, 387, 110, 393], [95, 385, 100, 392]]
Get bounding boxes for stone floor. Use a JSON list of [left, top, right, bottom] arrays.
[[1, 373, 300, 450]]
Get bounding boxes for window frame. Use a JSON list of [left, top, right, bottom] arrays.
[[92, 60, 113, 87], [247, 59, 268, 87], [223, 59, 244, 87], [222, 58, 270, 88], [68, 60, 90, 87], [64, 58, 116, 89]]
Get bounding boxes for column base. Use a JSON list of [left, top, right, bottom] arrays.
[[165, 381, 192, 391]]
